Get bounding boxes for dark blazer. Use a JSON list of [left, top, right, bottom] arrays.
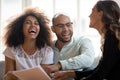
[[75, 31, 120, 80]]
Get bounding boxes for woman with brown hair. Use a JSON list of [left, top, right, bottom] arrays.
[[3, 7, 54, 80]]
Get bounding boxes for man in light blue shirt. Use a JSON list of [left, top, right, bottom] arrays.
[[52, 36, 94, 70], [43, 13, 95, 80]]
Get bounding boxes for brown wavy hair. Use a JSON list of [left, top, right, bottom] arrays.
[[96, 0, 120, 50], [3, 7, 53, 48]]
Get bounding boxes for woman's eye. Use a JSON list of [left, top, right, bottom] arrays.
[[35, 22, 39, 25], [25, 21, 31, 24]]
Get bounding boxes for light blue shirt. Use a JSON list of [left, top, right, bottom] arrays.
[[52, 36, 95, 70]]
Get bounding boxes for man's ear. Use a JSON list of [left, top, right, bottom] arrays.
[[51, 26, 55, 33]]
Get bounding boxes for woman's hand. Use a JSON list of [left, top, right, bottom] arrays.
[[42, 63, 61, 75], [51, 70, 76, 80]]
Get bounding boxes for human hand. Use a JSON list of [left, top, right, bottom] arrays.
[[42, 63, 61, 75], [51, 71, 73, 80], [4, 71, 18, 80]]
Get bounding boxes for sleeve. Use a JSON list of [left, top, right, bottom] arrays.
[[3, 47, 15, 60], [60, 37, 95, 70], [75, 70, 94, 79], [41, 46, 54, 64]]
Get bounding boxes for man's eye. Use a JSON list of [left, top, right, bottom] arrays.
[[55, 22, 73, 28], [66, 23, 71, 26], [66, 22, 73, 27], [57, 24, 64, 27]]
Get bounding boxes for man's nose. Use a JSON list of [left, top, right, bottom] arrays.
[[63, 25, 69, 30]]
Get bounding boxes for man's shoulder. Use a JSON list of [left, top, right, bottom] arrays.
[[73, 36, 90, 42]]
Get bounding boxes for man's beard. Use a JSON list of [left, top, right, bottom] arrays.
[[57, 34, 73, 43]]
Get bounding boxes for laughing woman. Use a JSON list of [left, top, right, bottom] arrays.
[[3, 7, 54, 80]]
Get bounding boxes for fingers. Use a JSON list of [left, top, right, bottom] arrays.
[[42, 64, 60, 75], [50, 71, 68, 80]]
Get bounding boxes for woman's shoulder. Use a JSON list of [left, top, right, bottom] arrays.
[[3, 46, 21, 59], [39, 45, 53, 52], [3, 46, 21, 54]]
